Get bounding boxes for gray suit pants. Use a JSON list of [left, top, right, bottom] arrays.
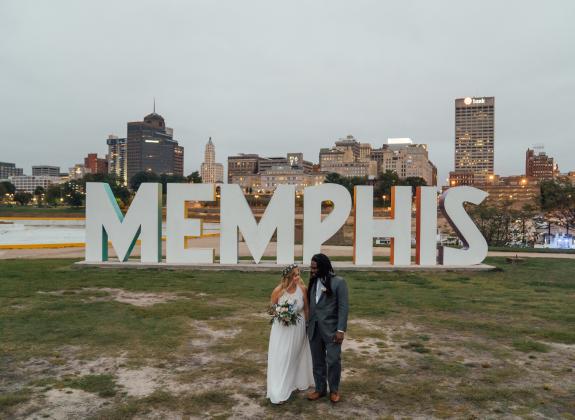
[[309, 325, 341, 393]]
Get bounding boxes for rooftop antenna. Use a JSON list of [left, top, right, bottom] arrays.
[[153, 97, 156, 113]]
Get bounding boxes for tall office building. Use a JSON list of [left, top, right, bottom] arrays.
[[453, 97, 495, 185], [126, 110, 184, 184], [107, 135, 127, 185], [0, 162, 24, 179], [200, 137, 224, 183]]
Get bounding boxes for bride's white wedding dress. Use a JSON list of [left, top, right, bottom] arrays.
[[266, 286, 314, 404]]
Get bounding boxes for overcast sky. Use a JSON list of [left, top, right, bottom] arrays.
[[1, 0, 574, 185]]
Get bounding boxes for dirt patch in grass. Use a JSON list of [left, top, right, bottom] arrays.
[[115, 366, 185, 397], [13, 388, 106, 419]]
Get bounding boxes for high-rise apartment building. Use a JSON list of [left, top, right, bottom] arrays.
[[200, 137, 224, 183], [0, 162, 24, 179], [525, 148, 557, 180], [107, 135, 127, 185], [32, 165, 60, 177], [126, 111, 184, 183], [454, 97, 495, 184]]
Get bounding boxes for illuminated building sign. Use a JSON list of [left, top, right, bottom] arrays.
[[464, 97, 486, 105]]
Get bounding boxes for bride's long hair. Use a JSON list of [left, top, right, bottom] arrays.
[[278, 264, 305, 291]]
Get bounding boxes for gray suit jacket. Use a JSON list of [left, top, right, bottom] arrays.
[[307, 275, 349, 341]]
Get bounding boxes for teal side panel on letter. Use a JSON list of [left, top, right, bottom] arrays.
[[156, 183, 162, 262], [102, 226, 109, 261], [121, 226, 141, 262]]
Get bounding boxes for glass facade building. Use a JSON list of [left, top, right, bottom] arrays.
[[126, 112, 184, 184]]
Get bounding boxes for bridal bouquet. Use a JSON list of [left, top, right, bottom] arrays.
[[268, 301, 301, 326]]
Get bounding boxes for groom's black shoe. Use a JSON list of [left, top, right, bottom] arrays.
[[307, 390, 326, 401], [330, 392, 341, 403]]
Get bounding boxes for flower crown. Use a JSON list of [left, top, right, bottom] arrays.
[[281, 263, 299, 278]]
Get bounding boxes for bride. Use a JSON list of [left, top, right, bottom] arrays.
[[266, 264, 315, 404]]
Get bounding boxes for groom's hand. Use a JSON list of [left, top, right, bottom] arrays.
[[333, 331, 345, 344]]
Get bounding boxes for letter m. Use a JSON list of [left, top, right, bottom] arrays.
[[85, 183, 162, 263]]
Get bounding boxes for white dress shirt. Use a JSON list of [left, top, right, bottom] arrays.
[[315, 278, 324, 304]]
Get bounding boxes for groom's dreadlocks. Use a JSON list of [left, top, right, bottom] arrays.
[[308, 253, 335, 302]]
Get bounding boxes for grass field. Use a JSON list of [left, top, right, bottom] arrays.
[[1, 258, 574, 418]]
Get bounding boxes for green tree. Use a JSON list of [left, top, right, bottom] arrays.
[[540, 179, 575, 234], [517, 203, 538, 245], [65, 191, 84, 207], [402, 176, 427, 195], [34, 186, 45, 206], [129, 171, 160, 191], [14, 191, 33, 206], [46, 184, 63, 206], [113, 186, 131, 208], [160, 174, 187, 190], [0, 181, 16, 197], [79, 173, 121, 191], [324, 172, 369, 196], [324, 172, 348, 187], [347, 176, 369, 194], [468, 201, 521, 246], [186, 171, 202, 184], [374, 170, 400, 206]]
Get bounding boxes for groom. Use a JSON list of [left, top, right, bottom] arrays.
[[306, 253, 349, 404]]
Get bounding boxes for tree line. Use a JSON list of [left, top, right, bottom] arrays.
[[0, 171, 203, 208], [324, 170, 428, 206]]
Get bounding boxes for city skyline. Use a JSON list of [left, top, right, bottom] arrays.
[[2, 102, 572, 187], [2, 1, 574, 185]]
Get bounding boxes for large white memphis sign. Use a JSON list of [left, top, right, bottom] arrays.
[[85, 183, 488, 266]]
